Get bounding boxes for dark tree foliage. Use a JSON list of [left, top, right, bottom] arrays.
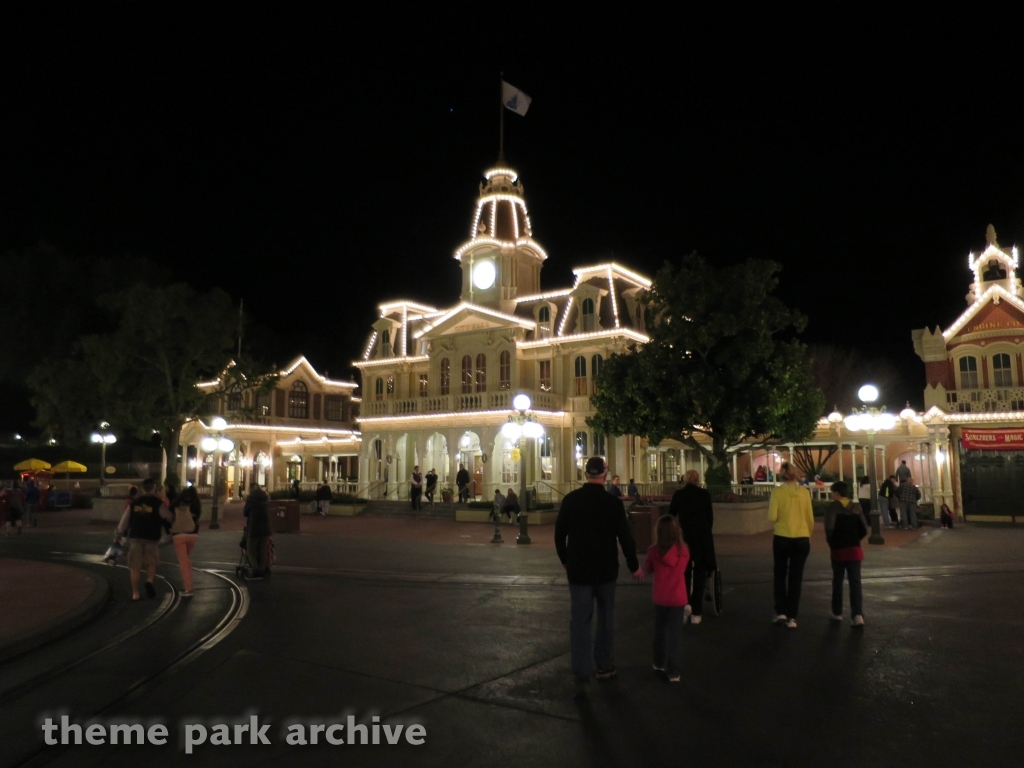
[[589, 254, 824, 484]]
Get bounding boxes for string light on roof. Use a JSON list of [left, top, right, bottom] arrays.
[[455, 237, 548, 261], [484, 167, 519, 182], [514, 288, 572, 303], [353, 355, 430, 368], [358, 408, 567, 424], [517, 328, 649, 348], [557, 296, 575, 335], [363, 331, 378, 360], [607, 266, 620, 328]]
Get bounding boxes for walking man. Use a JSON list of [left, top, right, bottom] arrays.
[[115, 478, 169, 601], [456, 463, 470, 503], [555, 456, 643, 699], [410, 466, 423, 510], [425, 468, 438, 504], [315, 482, 332, 517], [897, 477, 921, 529], [243, 482, 272, 578]]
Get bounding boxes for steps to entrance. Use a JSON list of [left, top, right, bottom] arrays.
[[360, 500, 456, 520]]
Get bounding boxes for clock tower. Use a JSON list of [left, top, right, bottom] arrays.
[[454, 164, 547, 314]]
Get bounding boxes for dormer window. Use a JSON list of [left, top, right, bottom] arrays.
[[227, 388, 243, 412], [380, 329, 391, 356], [538, 305, 551, 337], [289, 381, 309, 419], [581, 297, 596, 332]]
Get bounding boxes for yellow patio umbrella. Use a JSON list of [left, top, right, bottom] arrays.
[[51, 461, 88, 474], [14, 458, 51, 472]]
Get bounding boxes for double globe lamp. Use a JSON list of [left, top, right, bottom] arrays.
[[833, 384, 893, 545], [497, 393, 545, 545], [201, 416, 234, 530], [90, 423, 117, 485]]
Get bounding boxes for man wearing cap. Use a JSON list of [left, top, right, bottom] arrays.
[[555, 456, 643, 698]]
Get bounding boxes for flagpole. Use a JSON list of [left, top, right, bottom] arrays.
[[498, 71, 505, 162]]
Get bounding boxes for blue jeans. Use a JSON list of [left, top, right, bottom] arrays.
[[653, 605, 685, 676], [569, 582, 616, 679]]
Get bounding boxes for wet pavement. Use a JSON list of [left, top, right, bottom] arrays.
[[0, 518, 1021, 767]]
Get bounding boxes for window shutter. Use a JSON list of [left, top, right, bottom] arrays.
[[275, 389, 285, 417], [313, 393, 322, 420]]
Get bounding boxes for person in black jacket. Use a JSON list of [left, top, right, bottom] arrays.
[[315, 482, 332, 517], [456, 464, 470, 503], [115, 478, 171, 601], [555, 456, 643, 698], [824, 481, 868, 626], [669, 469, 717, 624], [243, 483, 272, 577]]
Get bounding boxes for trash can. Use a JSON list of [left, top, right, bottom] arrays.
[[628, 505, 659, 552], [523, 488, 536, 511], [269, 500, 301, 534]]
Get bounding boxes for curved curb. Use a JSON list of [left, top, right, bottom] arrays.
[[0, 566, 110, 664]]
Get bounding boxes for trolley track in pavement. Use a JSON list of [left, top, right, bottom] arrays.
[[0, 554, 248, 768]]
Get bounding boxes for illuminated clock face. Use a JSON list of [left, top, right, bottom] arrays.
[[472, 260, 496, 289]]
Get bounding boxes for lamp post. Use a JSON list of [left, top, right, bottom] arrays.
[[499, 393, 546, 545], [90, 423, 117, 485], [843, 385, 894, 546], [201, 416, 234, 530]]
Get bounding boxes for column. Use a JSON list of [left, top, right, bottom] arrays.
[[732, 453, 738, 483], [194, 448, 202, 487], [837, 443, 843, 482], [787, 445, 794, 465], [880, 445, 887, 483]]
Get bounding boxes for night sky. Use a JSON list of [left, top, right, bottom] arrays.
[[2, 10, 1022, 430]]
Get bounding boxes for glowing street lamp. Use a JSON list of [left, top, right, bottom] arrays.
[[843, 385, 893, 545], [90, 424, 117, 485], [202, 416, 234, 530], [495, 393, 545, 545]]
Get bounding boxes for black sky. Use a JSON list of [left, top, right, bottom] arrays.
[[2, 10, 1022, 424]]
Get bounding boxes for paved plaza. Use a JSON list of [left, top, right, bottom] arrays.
[[1, 513, 1022, 768]]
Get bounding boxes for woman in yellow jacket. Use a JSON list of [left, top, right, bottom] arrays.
[[768, 463, 815, 628]]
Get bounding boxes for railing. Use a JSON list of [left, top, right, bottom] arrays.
[[359, 390, 561, 418]]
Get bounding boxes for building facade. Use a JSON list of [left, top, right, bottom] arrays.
[[354, 164, 651, 501], [179, 356, 361, 495], [914, 225, 1024, 519]]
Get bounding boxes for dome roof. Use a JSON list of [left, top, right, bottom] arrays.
[[455, 166, 547, 261]]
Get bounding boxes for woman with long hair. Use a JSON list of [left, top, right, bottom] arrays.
[[768, 462, 815, 628], [643, 515, 690, 682]]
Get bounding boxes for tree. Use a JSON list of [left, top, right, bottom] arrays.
[[808, 344, 904, 413], [589, 254, 825, 485]]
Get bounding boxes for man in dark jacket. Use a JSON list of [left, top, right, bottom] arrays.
[[115, 478, 170, 600], [879, 475, 898, 527], [315, 482, 332, 517], [555, 456, 643, 698], [243, 483, 272, 577], [669, 469, 717, 624], [456, 463, 471, 503]]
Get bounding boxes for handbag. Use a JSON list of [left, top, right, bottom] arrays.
[[170, 505, 194, 535]]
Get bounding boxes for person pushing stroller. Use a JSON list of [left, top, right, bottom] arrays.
[[243, 483, 272, 578]]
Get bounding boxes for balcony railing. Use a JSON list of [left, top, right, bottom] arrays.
[[359, 390, 560, 418]]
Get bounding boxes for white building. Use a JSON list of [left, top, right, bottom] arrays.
[[354, 163, 651, 501]]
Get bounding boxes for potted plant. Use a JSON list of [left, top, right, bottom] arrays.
[[440, 484, 454, 503]]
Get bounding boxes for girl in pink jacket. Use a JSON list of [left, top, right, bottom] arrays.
[[643, 515, 690, 682]]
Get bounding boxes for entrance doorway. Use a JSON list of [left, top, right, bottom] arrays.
[[960, 449, 1024, 519]]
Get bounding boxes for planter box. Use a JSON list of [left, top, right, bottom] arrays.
[[713, 500, 773, 535]]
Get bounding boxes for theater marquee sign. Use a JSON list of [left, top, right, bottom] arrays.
[[961, 428, 1024, 450]]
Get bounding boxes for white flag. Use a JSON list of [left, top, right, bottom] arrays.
[[502, 81, 531, 116]]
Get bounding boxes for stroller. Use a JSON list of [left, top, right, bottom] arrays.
[[235, 527, 274, 579]]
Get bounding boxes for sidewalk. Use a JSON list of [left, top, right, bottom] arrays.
[[0, 558, 109, 663]]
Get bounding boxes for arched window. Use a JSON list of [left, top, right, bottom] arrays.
[[574, 355, 588, 396], [475, 353, 487, 392], [575, 431, 589, 457], [380, 329, 391, 355], [439, 358, 450, 396], [386, 375, 395, 398], [581, 297, 596, 332], [982, 261, 1007, 281], [959, 356, 979, 389], [499, 350, 511, 390], [993, 353, 1013, 387], [372, 439, 383, 480], [538, 305, 551, 337], [289, 381, 309, 418], [374, 377, 384, 401], [593, 432, 606, 457], [591, 354, 604, 394], [461, 355, 473, 394]]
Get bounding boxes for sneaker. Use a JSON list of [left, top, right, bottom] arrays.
[[144, 582, 156, 599], [690, 615, 702, 625], [652, 663, 665, 672], [594, 667, 617, 680], [774, 614, 788, 625], [831, 614, 843, 622], [668, 675, 681, 683], [180, 591, 194, 598], [786, 618, 798, 629], [853, 615, 865, 627]]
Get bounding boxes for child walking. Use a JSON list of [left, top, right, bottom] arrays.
[[824, 481, 868, 627], [643, 515, 690, 682]]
